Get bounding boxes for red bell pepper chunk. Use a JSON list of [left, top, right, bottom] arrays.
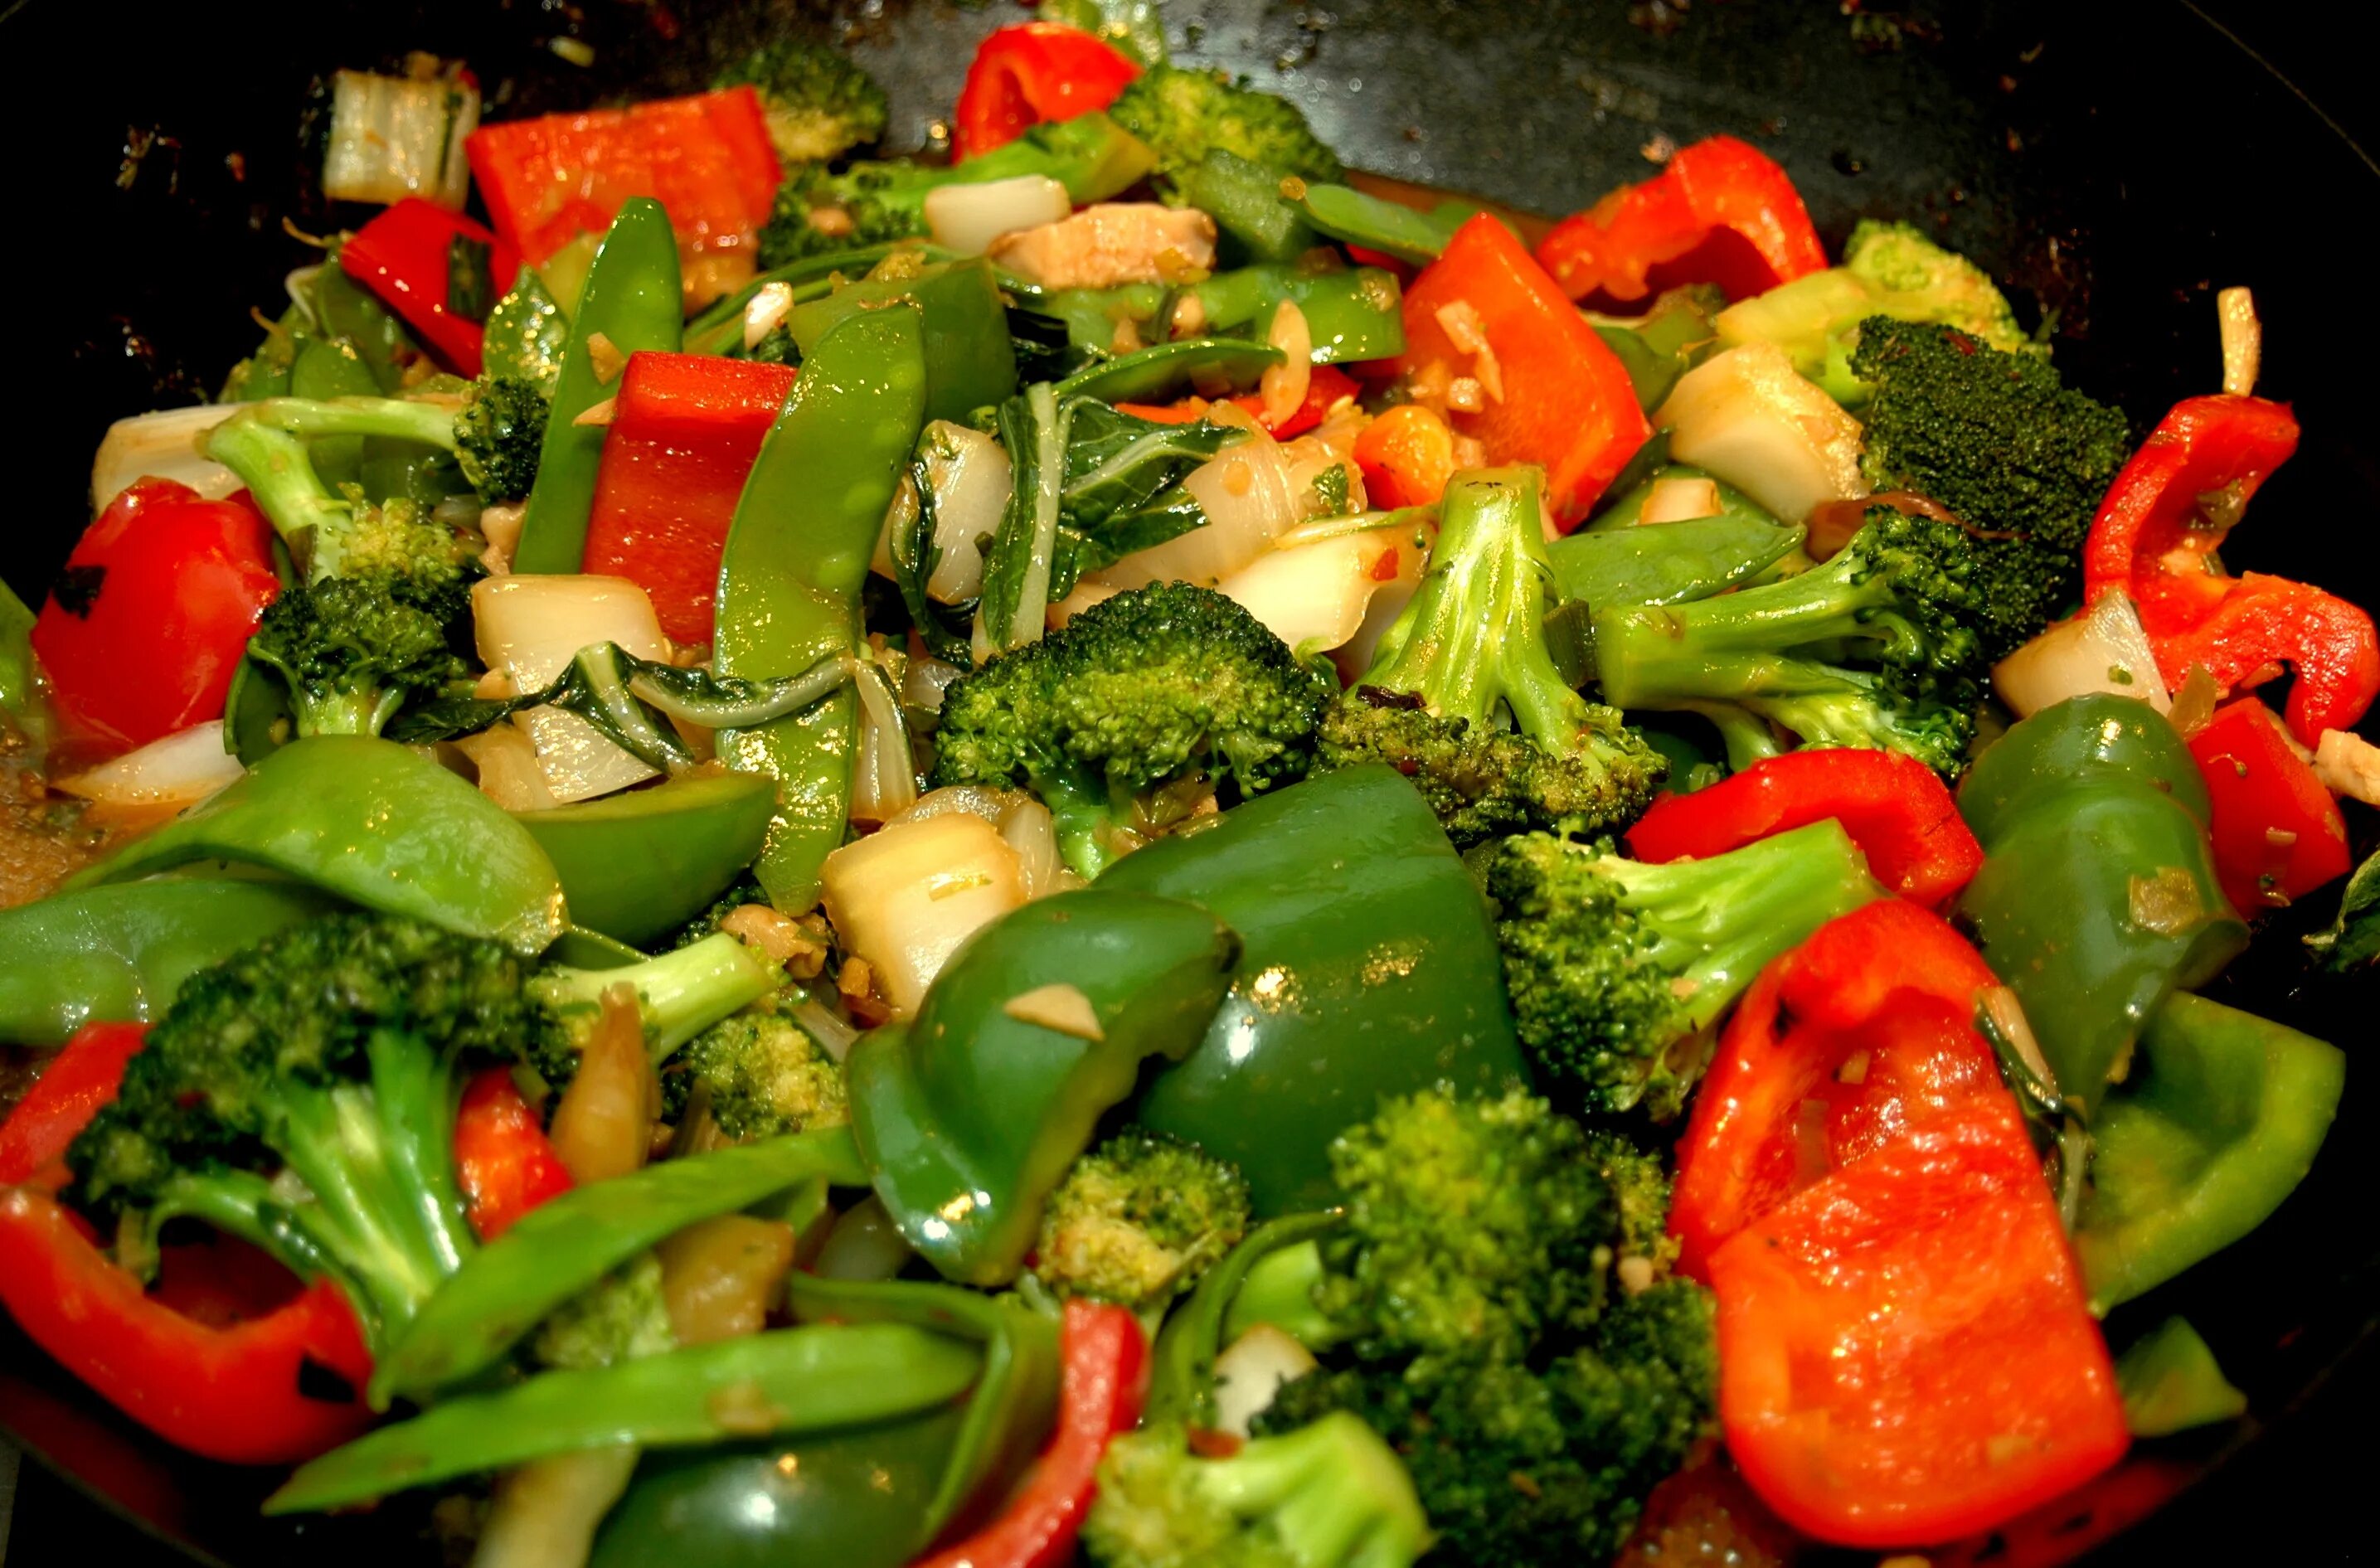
[[338, 198, 519, 378], [1625, 750, 1984, 909], [2186, 697, 2352, 915], [908, 1298, 1150, 1568], [1534, 136, 1827, 306], [454, 1066, 574, 1240], [1112, 364, 1360, 441], [1351, 403, 1460, 510], [31, 479, 281, 751], [0, 1022, 148, 1189], [952, 22, 1143, 159], [583, 352, 798, 647], [1396, 214, 1651, 529], [2156, 572, 2379, 748]]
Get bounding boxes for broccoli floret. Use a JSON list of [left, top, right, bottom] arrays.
[[531, 1252, 676, 1371], [1318, 467, 1667, 846], [1715, 221, 2037, 405], [1852, 318, 2133, 658], [1107, 66, 1345, 185], [1484, 823, 1883, 1119], [245, 540, 475, 737], [1583, 1129, 1678, 1269], [1035, 1129, 1251, 1315], [931, 582, 1334, 878], [713, 39, 889, 163], [673, 1008, 849, 1143], [452, 376, 550, 504], [1591, 506, 1995, 775], [520, 930, 784, 1093], [1083, 1413, 1432, 1568]]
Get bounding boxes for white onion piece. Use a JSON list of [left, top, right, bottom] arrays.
[[454, 725, 558, 812], [1212, 1325, 1319, 1439], [2314, 729, 2380, 807], [473, 575, 672, 803], [323, 66, 480, 209], [786, 991, 861, 1064], [56, 724, 245, 813], [1217, 528, 1418, 658], [1655, 342, 1867, 524], [849, 658, 920, 826], [1639, 475, 1723, 524], [998, 795, 1075, 901], [742, 281, 796, 350], [90, 405, 242, 513], [1260, 300, 1314, 429], [818, 811, 1026, 1017], [1096, 418, 1294, 590], [1991, 590, 2171, 720], [925, 175, 1071, 256], [889, 783, 1019, 829], [871, 424, 1012, 605], [2218, 286, 2261, 398], [903, 655, 965, 716]]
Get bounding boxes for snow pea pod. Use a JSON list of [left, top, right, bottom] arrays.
[[784, 258, 1018, 424], [268, 1321, 979, 1513], [66, 736, 566, 954], [516, 772, 776, 947], [848, 889, 1240, 1285], [1146, 1209, 1342, 1429], [482, 267, 570, 394], [2075, 991, 2344, 1313], [1055, 337, 1282, 405], [0, 880, 338, 1046], [1106, 764, 1528, 1213], [514, 199, 685, 574], [1582, 463, 1779, 535], [1032, 263, 1404, 365], [1297, 183, 1475, 264], [714, 306, 927, 912], [1549, 514, 1806, 610], [1955, 697, 2247, 1116], [374, 1129, 867, 1407]]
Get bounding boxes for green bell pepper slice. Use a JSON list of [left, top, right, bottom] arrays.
[[1297, 183, 1476, 265], [1147, 1209, 1343, 1429], [1103, 765, 1528, 1213], [514, 198, 686, 574], [784, 258, 1018, 424], [0, 880, 338, 1046], [714, 306, 928, 913], [269, 1321, 982, 1513], [2115, 1316, 2250, 1437], [372, 1129, 867, 1407], [483, 266, 571, 394], [516, 772, 777, 948], [65, 736, 567, 954], [1173, 150, 1321, 264], [1955, 697, 2247, 1115], [848, 888, 1241, 1285], [2075, 990, 2344, 1313], [1548, 514, 1806, 610]]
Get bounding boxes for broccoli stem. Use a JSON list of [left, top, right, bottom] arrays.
[[249, 396, 460, 453], [1222, 1239, 1339, 1349], [532, 932, 780, 1062], [206, 415, 353, 552], [1030, 760, 1127, 881], [1197, 1413, 1432, 1567]]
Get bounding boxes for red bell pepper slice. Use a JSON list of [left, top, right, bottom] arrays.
[[953, 22, 1143, 159], [1708, 1096, 2129, 1547], [1112, 364, 1360, 441], [1534, 136, 1827, 305], [1625, 750, 1984, 909], [0, 1022, 148, 1189], [582, 352, 798, 647], [2155, 572, 2379, 748], [1396, 213, 1651, 528], [1351, 403, 1460, 510], [2186, 697, 2352, 915], [909, 1298, 1149, 1568], [339, 199, 519, 378], [454, 1066, 574, 1241]]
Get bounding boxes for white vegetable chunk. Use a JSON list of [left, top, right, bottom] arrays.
[[90, 405, 242, 513], [1217, 527, 1422, 658], [819, 811, 1027, 1017], [472, 575, 672, 803], [925, 175, 1073, 255], [1655, 342, 1867, 524], [1991, 590, 2172, 719], [56, 723, 246, 816], [323, 66, 480, 210], [1212, 1325, 1320, 1439]]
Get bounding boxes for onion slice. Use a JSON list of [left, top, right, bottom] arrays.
[[925, 175, 1071, 256], [56, 723, 246, 818], [1991, 590, 2171, 719]]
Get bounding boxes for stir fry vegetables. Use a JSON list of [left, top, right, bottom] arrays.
[[3, 12, 2371, 1568]]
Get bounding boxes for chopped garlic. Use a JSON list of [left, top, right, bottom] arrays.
[[2314, 728, 2380, 806], [1002, 983, 1105, 1041]]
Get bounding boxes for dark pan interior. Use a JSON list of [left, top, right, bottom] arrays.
[[2, 2, 2373, 1563]]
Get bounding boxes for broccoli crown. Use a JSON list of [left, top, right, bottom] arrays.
[[1107, 65, 1345, 184], [452, 376, 550, 505], [1084, 1413, 1433, 1568], [1590, 507, 1995, 776], [1851, 317, 2132, 658], [66, 914, 541, 1344], [1319, 468, 1666, 843], [713, 39, 889, 163], [532, 1252, 677, 1371], [674, 1008, 850, 1143], [1035, 1128, 1251, 1314], [1484, 823, 1882, 1119], [248, 565, 475, 738], [931, 582, 1335, 877]]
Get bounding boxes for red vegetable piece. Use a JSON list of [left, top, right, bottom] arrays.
[[1352, 404, 1459, 510], [583, 352, 798, 646], [0, 1022, 148, 1189], [1625, 749, 1984, 909], [1533, 136, 1827, 306], [31, 479, 281, 750], [338, 198, 520, 377], [2186, 697, 2352, 915], [2155, 573, 2379, 748], [952, 22, 1143, 159], [454, 1066, 575, 1241]]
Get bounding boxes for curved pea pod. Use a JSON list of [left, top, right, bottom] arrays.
[[1105, 765, 1528, 1213], [1548, 514, 1806, 610], [1955, 697, 2246, 1115], [785, 258, 1018, 425], [2076, 991, 2345, 1314], [1146, 1209, 1342, 1429], [373, 1129, 866, 1407], [65, 736, 566, 954], [1054, 337, 1284, 405], [0, 880, 339, 1046], [516, 772, 776, 947], [848, 889, 1240, 1286], [1581, 463, 1780, 535], [714, 306, 928, 913], [483, 267, 570, 394]]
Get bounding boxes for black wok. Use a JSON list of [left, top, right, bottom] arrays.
[[2, 1, 2372, 1562]]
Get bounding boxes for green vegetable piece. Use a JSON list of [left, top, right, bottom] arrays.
[[516, 773, 777, 947], [1055, 337, 1283, 405], [270, 1322, 981, 1513], [1956, 697, 2246, 1114], [308, 262, 414, 394], [1147, 1210, 1343, 1429], [714, 305, 927, 912], [2076, 991, 2344, 1313], [1031, 263, 1403, 366], [66, 736, 566, 954], [847, 889, 1241, 1285], [2306, 845, 2380, 973], [784, 258, 1018, 423], [1581, 462, 1776, 536], [1107, 64, 1344, 185], [0, 576, 35, 721], [483, 267, 571, 393], [0, 881, 338, 1046], [1297, 183, 1471, 265], [1172, 148, 1319, 264], [1588, 285, 1729, 414], [1105, 765, 1529, 1213], [712, 40, 890, 164], [372, 1129, 866, 1407], [1040, 0, 1168, 66], [2115, 1316, 2250, 1438], [687, 243, 953, 355], [1549, 514, 1806, 614], [515, 199, 685, 574]]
